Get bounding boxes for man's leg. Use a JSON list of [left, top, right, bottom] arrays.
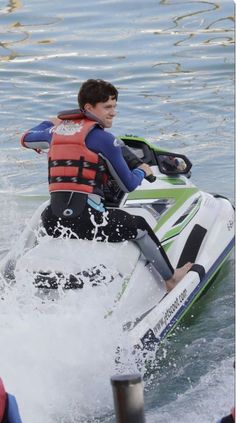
[[102, 208, 174, 276], [103, 209, 192, 290]]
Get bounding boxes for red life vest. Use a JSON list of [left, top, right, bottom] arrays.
[[0, 378, 7, 422], [48, 115, 108, 195]]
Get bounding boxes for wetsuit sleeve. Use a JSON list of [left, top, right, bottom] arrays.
[[86, 128, 146, 192], [21, 121, 54, 150], [6, 394, 23, 423]]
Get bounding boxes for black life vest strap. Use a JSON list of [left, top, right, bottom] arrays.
[[49, 158, 106, 172], [48, 156, 107, 189], [49, 175, 97, 186], [94, 156, 106, 186]]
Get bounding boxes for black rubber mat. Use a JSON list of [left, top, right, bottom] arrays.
[[177, 224, 207, 268]]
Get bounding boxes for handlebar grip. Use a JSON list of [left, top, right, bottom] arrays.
[[145, 174, 156, 183]]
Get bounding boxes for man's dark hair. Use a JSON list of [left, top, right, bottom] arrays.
[[78, 79, 118, 109]]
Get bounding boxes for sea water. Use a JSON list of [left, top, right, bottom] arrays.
[[0, 0, 234, 422]]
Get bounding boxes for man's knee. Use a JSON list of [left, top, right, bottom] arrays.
[[132, 214, 149, 231]]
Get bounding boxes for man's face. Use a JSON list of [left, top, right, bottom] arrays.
[[84, 96, 117, 128]]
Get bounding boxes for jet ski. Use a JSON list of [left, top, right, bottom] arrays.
[[0, 135, 234, 350]]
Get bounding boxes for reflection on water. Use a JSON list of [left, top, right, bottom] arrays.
[[172, 0, 219, 26], [206, 15, 235, 30], [1, 0, 22, 14], [153, 1, 234, 47], [0, 0, 61, 61], [152, 62, 186, 74], [11, 16, 62, 27], [0, 1, 23, 60]]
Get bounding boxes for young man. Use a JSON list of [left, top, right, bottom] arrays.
[[21, 78, 192, 291]]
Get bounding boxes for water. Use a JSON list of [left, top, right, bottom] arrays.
[[0, 0, 234, 422]]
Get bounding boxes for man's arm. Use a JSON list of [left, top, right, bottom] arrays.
[[86, 128, 150, 192], [21, 119, 60, 151]]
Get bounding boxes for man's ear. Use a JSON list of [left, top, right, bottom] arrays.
[[84, 103, 93, 112]]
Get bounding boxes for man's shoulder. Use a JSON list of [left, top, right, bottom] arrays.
[[86, 127, 116, 150], [90, 126, 115, 140]]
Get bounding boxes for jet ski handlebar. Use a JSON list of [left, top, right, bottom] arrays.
[[145, 174, 156, 183]]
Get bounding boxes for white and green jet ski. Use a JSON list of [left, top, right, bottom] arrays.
[[0, 135, 234, 350]]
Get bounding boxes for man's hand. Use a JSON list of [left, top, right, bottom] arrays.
[[138, 163, 153, 177]]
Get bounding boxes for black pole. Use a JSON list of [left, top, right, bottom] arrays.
[[111, 374, 145, 423]]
